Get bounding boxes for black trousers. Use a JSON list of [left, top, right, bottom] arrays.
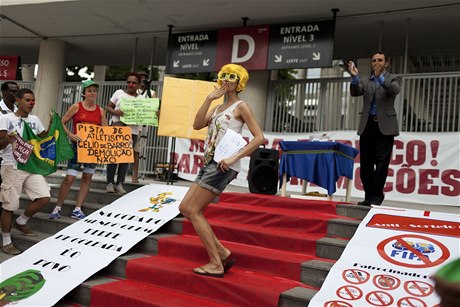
[[359, 117, 394, 203]]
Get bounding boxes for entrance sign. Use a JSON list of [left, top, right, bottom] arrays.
[[0, 55, 19, 80], [215, 25, 270, 71], [309, 207, 460, 306], [267, 20, 334, 69], [167, 30, 217, 73]]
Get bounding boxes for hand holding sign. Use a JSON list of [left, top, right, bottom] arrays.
[[120, 97, 160, 126]]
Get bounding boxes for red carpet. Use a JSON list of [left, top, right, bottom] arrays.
[[91, 192, 350, 307]]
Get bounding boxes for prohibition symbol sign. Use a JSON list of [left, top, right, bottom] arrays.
[[377, 234, 450, 268], [365, 290, 394, 306], [342, 269, 370, 284], [397, 296, 427, 307], [324, 300, 353, 307], [373, 274, 401, 290], [336, 285, 363, 300], [404, 280, 434, 297]]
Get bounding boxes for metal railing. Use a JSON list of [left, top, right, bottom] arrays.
[[8, 71, 459, 177], [266, 72, 460, 133]]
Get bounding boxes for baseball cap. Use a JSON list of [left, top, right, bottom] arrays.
[[82, 80, 99, 89]]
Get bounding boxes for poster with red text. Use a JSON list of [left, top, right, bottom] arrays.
[[309, 207, 460, 306], [174, 130, 459, 206]]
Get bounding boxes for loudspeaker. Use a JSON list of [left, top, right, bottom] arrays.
[[248, 148, 279, 195]]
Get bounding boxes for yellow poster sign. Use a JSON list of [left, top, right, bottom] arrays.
[[76, 124, 134, 164], [158, 77, 223, 140]]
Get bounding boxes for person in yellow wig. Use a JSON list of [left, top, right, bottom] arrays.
[[179, 64, 264, 277]]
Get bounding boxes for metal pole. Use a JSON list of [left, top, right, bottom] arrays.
[[378, 20, 384, 51], [131, 37, 139, 71], [149, 37, 157, 79], [403, 18, 411, 74]]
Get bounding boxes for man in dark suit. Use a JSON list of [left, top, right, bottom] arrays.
[[348, 52, 402, 206]]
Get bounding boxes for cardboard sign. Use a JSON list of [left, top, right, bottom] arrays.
[[76, 124, 134, 164], [120, 97, 159, 126], [12, 133, 34, 163]]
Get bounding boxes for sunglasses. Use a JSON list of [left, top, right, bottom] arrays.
[[218, 72, 239, 82]]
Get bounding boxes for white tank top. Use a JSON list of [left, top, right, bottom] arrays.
[[203, 100, 244, 172]]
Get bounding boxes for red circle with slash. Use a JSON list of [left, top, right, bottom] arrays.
[[404, 280, 434, 297], [397, 296, 427, 307], [342, 269, 370, 284], [336, 285, 363, 300], [373, 274, 401, 290]]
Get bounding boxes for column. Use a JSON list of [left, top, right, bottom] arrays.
[[33, 39, 66, 122], [93, 65, 107, 82], [241, 70, 270, 130], [21, 64, 35, 81]]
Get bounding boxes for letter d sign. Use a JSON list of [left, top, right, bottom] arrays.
[[232, 35, 255, 63], [215, 25, 269, 70]]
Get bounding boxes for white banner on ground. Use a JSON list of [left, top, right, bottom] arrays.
[[0, 184, 188, 307], [174, 130, 460, 206], [309, 207, 460, 307]]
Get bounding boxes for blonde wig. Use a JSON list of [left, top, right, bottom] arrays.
[[217, 64, 249, 92]]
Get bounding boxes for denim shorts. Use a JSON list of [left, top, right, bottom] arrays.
[[67, 142, 97, 176], [194, 161, 238, 195]]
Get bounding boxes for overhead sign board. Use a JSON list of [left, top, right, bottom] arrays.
[[167, 30, 217, 74], [267, 20, 334, 69], [166, 20, 334, 73]]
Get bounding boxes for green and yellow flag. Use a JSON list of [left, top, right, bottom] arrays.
[[17, 111, 74, 175]]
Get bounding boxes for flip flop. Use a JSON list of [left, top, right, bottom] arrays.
[[222, 255, 236, 273], [193, 266, 224, 278]]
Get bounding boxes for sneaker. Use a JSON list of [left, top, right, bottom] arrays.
[[13, 221, 37, 237], [49, 207, 61, 219], [106, 183, 115, 193], [71, 209, 86, 220], [1, 243, 21, 255], [115, 183, 127, 194]]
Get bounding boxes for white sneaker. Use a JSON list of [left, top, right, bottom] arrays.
[[115, 184, 127, 194], [106, 183, 115, 193]]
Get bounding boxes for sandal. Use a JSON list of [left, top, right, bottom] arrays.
[[221, 254, 236, 273], [193, 266, 224, 278], [132, 178, 139, 183]]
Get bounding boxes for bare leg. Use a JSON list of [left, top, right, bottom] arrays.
[[56, 174, 76, 206], [1, 210, 13, 233], [179, 184, 224, 274], [132, 151, 139, 182], [75, 173, 93, 209], [24, 197, 50, 217]]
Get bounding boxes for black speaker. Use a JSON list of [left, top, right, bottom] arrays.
[[248, 148, 279, 195]]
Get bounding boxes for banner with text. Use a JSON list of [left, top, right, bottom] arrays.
[[0, 184, 188, 307], [174, 130, 460, 206], [76, 124, 134, 164], [309, 207, 460, 306], [120, 97, 160, 126]]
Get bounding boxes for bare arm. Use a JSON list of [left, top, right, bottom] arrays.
[[100, 107, 108, 126], [193, 84, 228, 130], [106, 101, 123, 117], [0, 130, 14, 150], [59, 103, 79, 141]]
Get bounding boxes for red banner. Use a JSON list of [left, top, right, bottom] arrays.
[[0, 56, 19, 80]]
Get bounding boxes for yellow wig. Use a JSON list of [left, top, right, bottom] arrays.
[[217, 64, 249, 92]]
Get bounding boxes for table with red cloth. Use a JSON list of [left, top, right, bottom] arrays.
[[279, 141, 359, 199]]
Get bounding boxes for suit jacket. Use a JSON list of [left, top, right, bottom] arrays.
[[350, 71, 402, 136]]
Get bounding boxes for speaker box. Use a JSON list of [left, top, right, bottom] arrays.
[[248, 148, 279, 195]]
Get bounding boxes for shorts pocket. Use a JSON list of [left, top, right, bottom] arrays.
[[0, 183, 12, 203]]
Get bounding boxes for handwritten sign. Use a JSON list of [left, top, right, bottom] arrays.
[[12, 133, 34, 163], [76, 124, 134, 164], [213, 129, 247, 163], [120, 98, 159, 126]]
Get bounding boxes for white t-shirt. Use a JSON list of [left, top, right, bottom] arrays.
[[0, 99, 17, 159], [109, 89, 140, 135], [137, 89, 156, 98], [0, 112, 45, 167]]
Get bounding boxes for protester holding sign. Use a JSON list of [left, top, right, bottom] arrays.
[[49, 80, 107, 220], [105, 72, 141, 194], [179, 64, 264, 277], [0, 89, 51, 255]]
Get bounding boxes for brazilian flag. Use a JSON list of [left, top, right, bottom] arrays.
[[17, 111, 74, 175]]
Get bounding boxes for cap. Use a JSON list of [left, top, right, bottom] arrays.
[[82, 80, 99, 89]]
